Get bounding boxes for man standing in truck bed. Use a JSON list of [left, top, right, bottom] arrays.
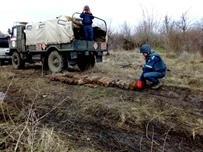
[[80, 5, 94, 41]]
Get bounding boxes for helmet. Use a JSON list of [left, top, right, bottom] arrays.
[[140, 44, 151, 53], [84, 5, 89, 10]]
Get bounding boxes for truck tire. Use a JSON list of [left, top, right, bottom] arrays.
[[12, 51, 25, 69], [48, 50, 67, 73], [77, 54, 95, 71]]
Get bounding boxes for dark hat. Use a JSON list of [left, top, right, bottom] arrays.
[[140, 44, 151, 53], [84, 5, 89, 10]]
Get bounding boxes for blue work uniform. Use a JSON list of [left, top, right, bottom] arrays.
[[139, 52, 167, 84], [80, 12, 94, 41]]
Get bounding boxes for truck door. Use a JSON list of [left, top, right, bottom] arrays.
[[9, 25, 26, 52], [9, 27, 17, 50], [17, 25, 26, 52]]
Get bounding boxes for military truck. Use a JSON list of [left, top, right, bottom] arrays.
[[7, 12, 108, 73]]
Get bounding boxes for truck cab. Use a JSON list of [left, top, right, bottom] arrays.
[[7, 13, 108, 73]]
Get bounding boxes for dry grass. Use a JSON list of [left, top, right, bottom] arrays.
[[0, 49, 203, 151], [85, 49, 203, 92]]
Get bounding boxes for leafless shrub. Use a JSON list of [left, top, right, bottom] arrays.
[[107, 9, 203, 53], [132, 6, 161, 48], [159, 15, 175, 51]]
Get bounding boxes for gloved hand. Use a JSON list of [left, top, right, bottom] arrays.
[[135, 80, 143, 89]]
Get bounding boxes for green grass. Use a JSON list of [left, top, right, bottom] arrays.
[[153, 47, 166, 53]]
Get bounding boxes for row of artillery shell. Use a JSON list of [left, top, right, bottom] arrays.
[[50, 73, 137, 90]]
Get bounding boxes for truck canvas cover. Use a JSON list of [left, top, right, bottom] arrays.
[[25, 16, 74, 45]]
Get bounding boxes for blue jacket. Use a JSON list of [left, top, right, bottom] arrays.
[[139, 52, 167, 80], [80, 12, 94, 25]]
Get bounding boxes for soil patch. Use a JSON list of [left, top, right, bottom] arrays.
[[0, 64, 203, 151]]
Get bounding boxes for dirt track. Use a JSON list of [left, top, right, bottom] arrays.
[[1, 64, 203, 151]]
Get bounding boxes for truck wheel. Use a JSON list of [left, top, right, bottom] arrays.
[[48, 50, 67, 73], [77, 55, 95, 71], [87, 55, 95, 69], [12, 51, 25, 69]]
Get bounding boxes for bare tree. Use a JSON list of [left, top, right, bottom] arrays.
[[192, 17, 203, 55], [119, 21, 136, 50], [133, 6, 160, 47], [163, 15, 175, 35], [0, 30, 5, 37], [176, 11, 192, 34], [120, 21, 132, 38], [159, 15, 176, 51], [175, 11, 194, 51]]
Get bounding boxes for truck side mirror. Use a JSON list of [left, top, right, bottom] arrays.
[[8, 29, 11, 35]]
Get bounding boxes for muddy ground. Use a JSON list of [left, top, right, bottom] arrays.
[[0, 59, 203, 151]]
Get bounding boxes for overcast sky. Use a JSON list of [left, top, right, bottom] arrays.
[[0, 0, 202, 33]]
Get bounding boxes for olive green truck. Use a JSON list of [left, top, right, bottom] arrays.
[[7, 12, 108, 73]]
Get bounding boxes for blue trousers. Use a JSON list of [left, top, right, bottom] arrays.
[[83, 25, 94, 41], [143, 71, 166, 84]]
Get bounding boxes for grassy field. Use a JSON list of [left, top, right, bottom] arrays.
[[0, 49, 203, 151]]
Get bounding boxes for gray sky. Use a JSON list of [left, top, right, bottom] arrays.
[[0, 0, 202, 33]]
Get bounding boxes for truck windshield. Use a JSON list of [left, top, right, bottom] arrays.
[[12, 27, 17, 37]]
